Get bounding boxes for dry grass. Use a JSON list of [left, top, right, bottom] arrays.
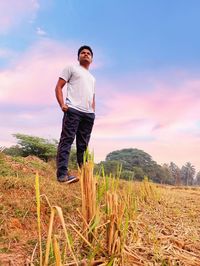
[[80, 160, 97, 243], [0, 157, 200, 265], [129, 184, 200, 265]]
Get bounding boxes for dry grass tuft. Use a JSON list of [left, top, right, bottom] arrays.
[[106, 192, 125, 257], [80, 160, 97, 242]]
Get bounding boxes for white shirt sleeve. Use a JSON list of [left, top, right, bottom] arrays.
[[59, 65, 72, 82]]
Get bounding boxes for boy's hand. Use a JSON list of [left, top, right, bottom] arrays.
[[61, 104, 68, 112]]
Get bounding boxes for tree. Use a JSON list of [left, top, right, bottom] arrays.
[[151, 164, 172, 184], [181, 162, 195, 186], [0, 146, 5, 153], [132, 166, 145, 181], [5, 133, 58, 162], [168, 162, 181, 185], [120, 170, 135, 181], [106, 148, 154, 171], [105, 148, 164, 182], [194, 171, 200, 186], [68, 146, 77, 169], [4, 145, 23, 157], [161, 164, 174, 185], [98, 160, 121, 177]]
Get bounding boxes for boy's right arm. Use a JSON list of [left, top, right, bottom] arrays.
[[55, 78, 68, 112]]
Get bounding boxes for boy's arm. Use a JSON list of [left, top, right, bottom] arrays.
[[55, 78, 68, 112]]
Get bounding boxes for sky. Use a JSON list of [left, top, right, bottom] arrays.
[[0, 0, 200, 172]]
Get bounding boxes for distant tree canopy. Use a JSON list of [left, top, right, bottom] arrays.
[[106, 148, 153, 171], [98, 148, 197, 185], [4, 133, 58, 162], [4, 133, 78, 168], [99, 148, 165, 183]]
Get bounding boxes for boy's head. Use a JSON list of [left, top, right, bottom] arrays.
[[78, 45, 93, 67], [78, 45, 93, 58]]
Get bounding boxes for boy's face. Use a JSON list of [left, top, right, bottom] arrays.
[[78, 49, 93, 65]]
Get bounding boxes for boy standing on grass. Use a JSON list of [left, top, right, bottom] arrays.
[[55, 45, 95, 183]]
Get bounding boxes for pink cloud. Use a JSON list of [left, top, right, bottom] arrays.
[[0, 0, 39, 33], [0, 39, 102, 107], [92, 72, 200, 171], [0, 39, 76, 106], [96, 75, 200, 131]]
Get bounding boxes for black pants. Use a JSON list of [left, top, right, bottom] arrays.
[[56, 107, 95, 180]]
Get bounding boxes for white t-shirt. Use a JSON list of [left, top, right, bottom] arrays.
[[60, 65, 95, 113]]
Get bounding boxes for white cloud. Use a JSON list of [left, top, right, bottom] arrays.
[[0, 38, 76, 105], [36, 27, 47, 36], [0, 0, 40, 33]]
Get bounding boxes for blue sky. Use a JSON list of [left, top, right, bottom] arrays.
[[1, 0, 200, 172]]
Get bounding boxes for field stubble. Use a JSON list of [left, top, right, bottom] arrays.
[[0, 156, 200, 265]]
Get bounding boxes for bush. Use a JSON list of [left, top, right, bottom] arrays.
[[120, 170, 134, 181]]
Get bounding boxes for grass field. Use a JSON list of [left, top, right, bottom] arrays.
[[0, 155, 200, 265]]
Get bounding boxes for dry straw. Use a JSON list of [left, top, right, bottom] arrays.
[[35, 172, 43, 266], [44, 206, 78, 266], [35, 173, 78, 266], [106, 192, 125, 258], [80, 151, 97, 242], [140, 176, 158, 202]]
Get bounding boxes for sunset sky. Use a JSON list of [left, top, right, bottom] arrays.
[[1, 0, 200, 172]]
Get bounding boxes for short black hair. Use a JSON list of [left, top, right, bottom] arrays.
[[78, 45, 93, 58]]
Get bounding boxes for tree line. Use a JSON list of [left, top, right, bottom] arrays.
[[98, 149, 199, 186], [3, 133, 200, 186]]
